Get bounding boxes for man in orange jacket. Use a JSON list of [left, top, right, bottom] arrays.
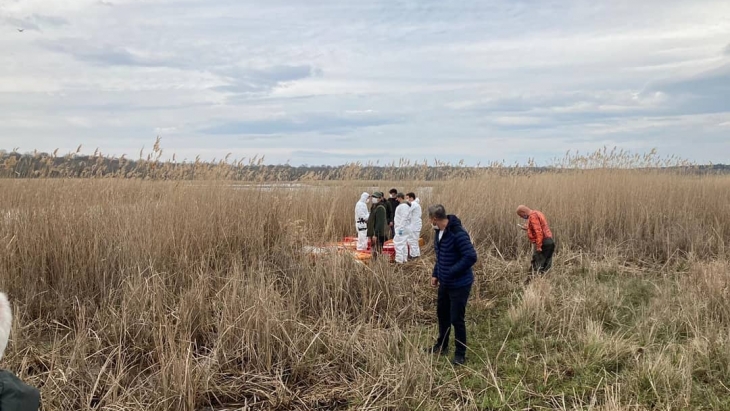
[[517, 205, 556, 275]]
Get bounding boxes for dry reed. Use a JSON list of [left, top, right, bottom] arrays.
[[0, 144, 728, 410]]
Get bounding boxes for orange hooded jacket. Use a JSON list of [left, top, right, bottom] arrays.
[[526, 210, 553, 251]]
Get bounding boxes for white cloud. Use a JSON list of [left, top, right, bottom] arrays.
[[489, 116, 543, 126], [1, 0, 729, 165], [65, 116, 93, 128], [154, 126, 178, 134]]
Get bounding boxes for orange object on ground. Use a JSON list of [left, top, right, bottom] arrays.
[[343, 236, 372, 251], [382, 240, 396, 262], [340, 241, 358, 250], [353, 251, 372, 262]]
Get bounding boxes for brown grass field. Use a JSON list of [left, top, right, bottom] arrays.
[[1, 148, 729, 410]]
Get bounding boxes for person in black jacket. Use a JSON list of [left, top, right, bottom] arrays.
[[425, 204, 478, 365], [386, 188, 399, 238]]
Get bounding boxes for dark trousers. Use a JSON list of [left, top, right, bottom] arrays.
[[372, 235, 386, 253], [436, 284, 472, 356], [531, 237, 555, 273]]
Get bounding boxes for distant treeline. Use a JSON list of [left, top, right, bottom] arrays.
[[0, 150, 727, 181]]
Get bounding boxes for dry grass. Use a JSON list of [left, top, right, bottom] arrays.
[[0, 139, 712, 181], [0, 149, 729, 410]]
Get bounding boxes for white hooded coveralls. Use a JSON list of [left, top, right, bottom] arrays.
[[393, 201, 412, 263], [355, 192, 370, 250], [407, 197, 422, 258]]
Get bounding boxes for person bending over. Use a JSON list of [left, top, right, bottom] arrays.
[[517, 204, 555, 276]]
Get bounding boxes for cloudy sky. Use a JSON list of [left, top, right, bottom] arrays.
[[1, 0, 729, 166]]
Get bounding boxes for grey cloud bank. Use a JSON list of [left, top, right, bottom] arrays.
[[1, 14, 68, 32], [1, 0, 729, 166], [200, 112, 398, 135]]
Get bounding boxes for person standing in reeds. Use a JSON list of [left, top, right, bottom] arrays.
[[426, 204, 478, 366], [393, 193, 412, 263], [367, 192, 389, 256], [355, 192, 370, 251], [406, 192, 422, 260], [386, 188, 399, 239], [517, 205, 555, 275]]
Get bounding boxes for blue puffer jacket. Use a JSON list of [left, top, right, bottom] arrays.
[[432, 215, 477, 288]]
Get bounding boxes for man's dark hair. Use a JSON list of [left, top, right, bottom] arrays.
[[396, 193, 405, 200], [428, 204, 447, 220], [389, 188, 398, 195], [406, 192, 416, 200]]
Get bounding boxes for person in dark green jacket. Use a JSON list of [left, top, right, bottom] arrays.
[[0, 292, 40, 411], [0, 371, 40, 410], [367, 191, 388, 255]]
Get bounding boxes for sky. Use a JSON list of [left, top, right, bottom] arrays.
[[1, 0, 729, 166]]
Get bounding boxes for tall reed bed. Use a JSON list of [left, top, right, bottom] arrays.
[[0, 160, 728, 410]]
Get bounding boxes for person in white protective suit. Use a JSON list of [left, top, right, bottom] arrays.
[[393, 193, 412, 263], [355, 192, 370, 251], [406, 192, 422, 259]]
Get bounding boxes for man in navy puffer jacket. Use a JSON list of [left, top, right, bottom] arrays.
[[426, 204, 477, 365]]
